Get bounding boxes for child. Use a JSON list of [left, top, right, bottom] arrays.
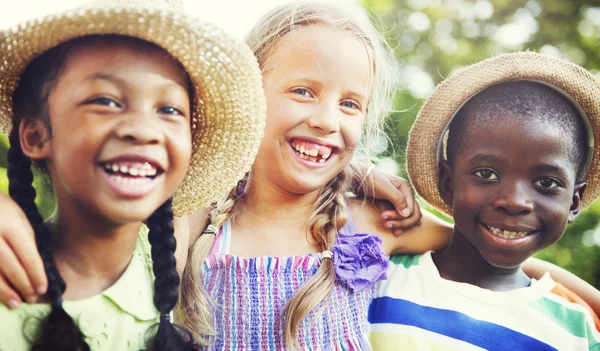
[[369, 52, 600, 350], [175, 2, 454, 349], [0, 0, 266, 350]]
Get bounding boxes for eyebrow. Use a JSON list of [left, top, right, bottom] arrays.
[[531, 163, 571, 179], [83, 73, 126, 86], [83, 73, 188, 94], [468, 154, 499, 164]]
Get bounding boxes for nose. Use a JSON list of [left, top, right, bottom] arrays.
[[491, 181, 534, 215], [114, 110, 163, 145], [306, 100, 340, 134]]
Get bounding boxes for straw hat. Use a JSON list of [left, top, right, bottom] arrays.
[[406, 52, 600, 216], [0, 0, 266, 216]]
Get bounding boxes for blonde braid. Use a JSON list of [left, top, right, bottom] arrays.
[[175, 175, 244, 342], [282, 168, 353, 348]]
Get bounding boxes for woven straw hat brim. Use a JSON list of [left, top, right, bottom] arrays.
[[0, 2, 266, 216], [406, 52, 600, 216]]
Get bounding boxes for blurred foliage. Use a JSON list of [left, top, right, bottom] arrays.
[[363, 0, 600, 287]]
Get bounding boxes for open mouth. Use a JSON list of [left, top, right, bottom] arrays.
[[101, 161, 162, 185], [484, 224, 534, 239], [290, 139, 335, 163]]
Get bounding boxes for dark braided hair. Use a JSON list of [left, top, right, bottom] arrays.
[[8, 35, 200, 351], [146, 199, 198, 350]]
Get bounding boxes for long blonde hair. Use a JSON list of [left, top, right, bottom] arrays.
[[175, 1, 398, 347]]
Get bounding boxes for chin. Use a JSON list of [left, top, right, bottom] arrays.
[[481, 251, 528, 270]]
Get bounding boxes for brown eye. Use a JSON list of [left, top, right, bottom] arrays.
[[158, 106, 184, 117], [474, 169, 498, 180], [534, 178, 559, 189], [85, 97, 120, 108]]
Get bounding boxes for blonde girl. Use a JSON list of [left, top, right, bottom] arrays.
[[177, 2, 452, 349]]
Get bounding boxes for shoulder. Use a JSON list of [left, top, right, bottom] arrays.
[[0, 303, 48, 351], [347, 198, 389, 237], [545, 283, 600, 333]]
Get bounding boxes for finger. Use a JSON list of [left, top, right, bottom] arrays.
[[0, 270, 23, 309], [384, 219, 419, 230], [0, 241, 37, 303], [7, 235, 47, 296], [381, 210, 404, 221], [396, 181, 416, 217]]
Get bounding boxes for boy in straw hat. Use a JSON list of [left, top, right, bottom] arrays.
[[0, 0, 266, 350], [368, 52, 600, 350]]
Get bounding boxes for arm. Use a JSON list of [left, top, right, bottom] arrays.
[[0, 191, 46, 308], [352, 163, 423, 235], [523, 257, 600, 315], [350, 198, 453, 256]]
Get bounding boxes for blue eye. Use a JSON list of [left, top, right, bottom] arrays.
[[291, 88, 313, 98], [158, 106, 185, 116], [340, 100, 360, 110], [474, 169, 498, 180], [86, 97, 120, 108], [533, 178, 559, 189]]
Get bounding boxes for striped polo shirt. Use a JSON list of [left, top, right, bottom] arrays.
[[368, 252, 600, 351]]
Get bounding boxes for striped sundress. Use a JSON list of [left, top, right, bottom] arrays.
[[202, 218, 374, 350]]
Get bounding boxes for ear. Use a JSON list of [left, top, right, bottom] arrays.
[[19, 119, 51, 161], [438, 160, 454, 206], [568, 182, 586, 223]]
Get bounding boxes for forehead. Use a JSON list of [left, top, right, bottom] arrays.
[[264, 25, 372, 93], [459, 116, 574, 169], [60, 39, 189, 87]]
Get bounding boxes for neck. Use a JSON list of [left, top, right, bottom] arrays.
[[239, 171, 322, 227], [50, 203, 140, 298], [432, 229, 531, 291]]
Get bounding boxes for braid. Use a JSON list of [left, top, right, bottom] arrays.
[[7, 126, 90, 351], [175, 180, 240, 341], [146, 199, 198, 350], [282, 168, 352, 348]]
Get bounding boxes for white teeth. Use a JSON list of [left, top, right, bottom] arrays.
[[104, 162, 158, 177], [300, 146, 305, 154], [308, 149, 318, 156], [110, 175, 151, 185], [319, 159, 325, 163], [322, 153, 330, 160]]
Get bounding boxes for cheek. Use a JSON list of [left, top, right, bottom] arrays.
[[453, 182, 487, 211], [341, 118, 364, 149], [170, 128, 192, 173]]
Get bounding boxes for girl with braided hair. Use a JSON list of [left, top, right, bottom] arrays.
[[0, 0, 266, 350], [174, 2, 454, 349]]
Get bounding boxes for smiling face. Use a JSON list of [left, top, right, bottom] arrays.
[[253, 24, 372, 195], [439, 83, 588, 269], [21, 37, 192, 225]]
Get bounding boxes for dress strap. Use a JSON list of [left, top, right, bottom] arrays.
[[208, 220, 232, 255]]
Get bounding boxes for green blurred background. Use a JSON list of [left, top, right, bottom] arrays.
[[0, 0, 599, 288], [361, 0, 600, 288]]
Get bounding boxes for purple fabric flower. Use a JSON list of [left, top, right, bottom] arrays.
[[331, 231, 388, 291]]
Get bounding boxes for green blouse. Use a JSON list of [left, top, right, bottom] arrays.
[[0, 226, 160, 351]]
